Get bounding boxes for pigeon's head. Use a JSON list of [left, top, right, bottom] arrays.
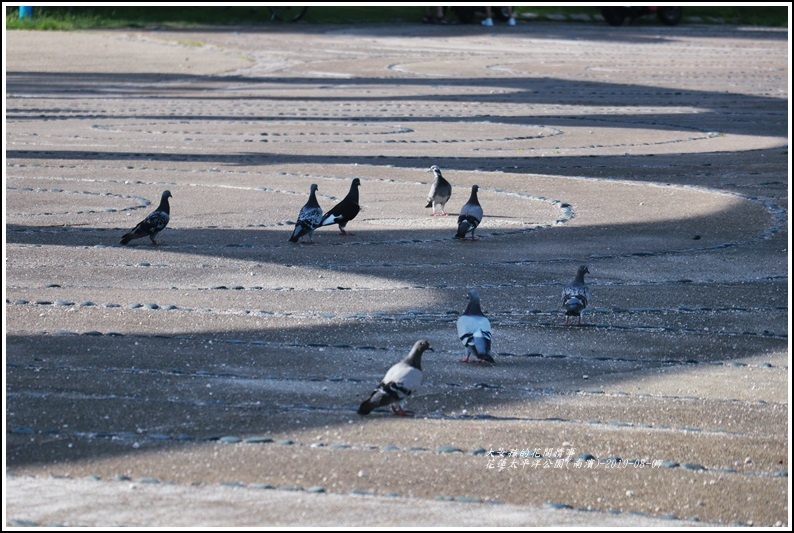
[[467, 288, 481, 302], [414, 339, 433, 353], [351, 178, 361, 187], [310, 184, 318, 193], [578, 265, 590, 275], [428, 165, 442, 177], [471, 184, 479, 193], [162, 190, 172, 199]]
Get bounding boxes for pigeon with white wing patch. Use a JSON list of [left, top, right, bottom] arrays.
[[319, 178, 360, 235]]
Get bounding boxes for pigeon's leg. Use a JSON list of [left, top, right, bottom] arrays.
[[458, 353, 471, 363], [149, 236, 160, 245], [391, 404, 414, 417], [564, 315, 569, 325]]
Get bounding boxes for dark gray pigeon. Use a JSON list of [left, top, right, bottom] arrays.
[[121, 190, 172, 245], [318, 178, 360, 235], [289, 184, 323, 243], [455, 185, 483, 240], [562, 265, 590, 325], [358, 340, 433, 417], [456, 288, 494, 363], [426, 165, 452, 216]]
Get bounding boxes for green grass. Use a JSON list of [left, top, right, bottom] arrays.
[[5, 5, 789, 30]]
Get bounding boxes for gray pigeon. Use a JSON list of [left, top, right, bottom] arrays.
[[455, 185, 483, 240], [358, 340, 433, 416], [121, 190, 172, 245], [426, 165, 452, 216], [562, 265, 590, 325], [456, 289, 494, 363], [289, 184, 323, 243], [318, 178, 360, 235]]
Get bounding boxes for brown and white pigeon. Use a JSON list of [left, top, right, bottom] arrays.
[[562, 265, 590, 325], [426, 165, 452, 216], [455, 185, 483, 240], [357, 340, 433, 417], [289, 184, 323, 243], [456, 288, 494, 363], [318, 178, 360, 235], [120, 190, 172, 245]]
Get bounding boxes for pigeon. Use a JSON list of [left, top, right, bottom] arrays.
[[456, 288, 494, 363], [357, 340, 433, 417], [426, 165, 452, 216], [120, 190, 172, 245], [289, 184, 323, 243], [562, 265, 590, 325], [455, 184, 483, 240], [318, 178, 360, 235]]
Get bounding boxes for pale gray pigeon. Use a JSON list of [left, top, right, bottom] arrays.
[[289, 184, 323, 243], [358, 340, 433, 416], [426, 165, 452, 216], [455, 184, 483, 240], [121, 190, 172, 245], [456, 288, 494, 363], [562, 265, 590, 325]]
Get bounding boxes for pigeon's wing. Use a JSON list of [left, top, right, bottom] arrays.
[[455, 210, 481, 238], [460, 201, 483, 221], [122, 210, 169, 243], [291, 205, 323, 239], [381, 362, 422, 392], [426, 181, 439, 206], [562, 284, 589, 315]]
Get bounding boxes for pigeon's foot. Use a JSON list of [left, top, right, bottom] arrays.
[[458, 355, 471, 363], [339, 230, 355, 236], [391, 405, 414, 417]]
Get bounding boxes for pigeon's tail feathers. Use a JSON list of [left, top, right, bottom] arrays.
[[357, 396, 379, 415], [474, 349, 495, 363], [455, 217, 476, 238], [358, 390, 390, 415], [460, 331, 493, 362], [120, 224, 145, 245], [289, 225, 306, 243], [357, 383, 407, 415], [473, 334, 490, 357], [425, 200, 433, 208], [564, 295, 586, 315]]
